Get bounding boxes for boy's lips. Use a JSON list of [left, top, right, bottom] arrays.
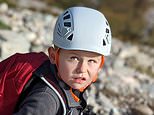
[[72, 76, 86, 84]]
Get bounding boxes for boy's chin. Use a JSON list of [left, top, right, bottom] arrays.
[[71, 84, 82, 89], [70, 84, 87, 91]]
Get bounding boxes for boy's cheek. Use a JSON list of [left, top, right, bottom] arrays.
[[98, 68, 102, 73]]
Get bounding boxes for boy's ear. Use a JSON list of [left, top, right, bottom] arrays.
[[48, 47, 56, 64]]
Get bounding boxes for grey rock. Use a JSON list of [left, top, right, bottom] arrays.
[[131, 104, 153, 115]]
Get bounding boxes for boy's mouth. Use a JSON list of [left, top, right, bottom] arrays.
[[72, 77, 86, 84]]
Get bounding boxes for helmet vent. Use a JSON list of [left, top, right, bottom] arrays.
[[67, 33, 73, 41], [106, 21, 109, 26], [103, 34, 110, 46], [105, 28, 109, 44], [103, 39, 106, 46], [106, 28, 109, 33], [106, 35, 109, 44], [63, 14, 70, 20], [63, 11, 69, 15], [64, 22, 71, 27], [102, 28, 110, 46], [57, 23, 62, 36]]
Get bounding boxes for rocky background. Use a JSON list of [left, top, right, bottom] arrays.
[[0, 2, 154, 115]]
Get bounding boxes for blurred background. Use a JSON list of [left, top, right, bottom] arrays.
[[0, 0, 154, 115], [1, 0, 154, 46]]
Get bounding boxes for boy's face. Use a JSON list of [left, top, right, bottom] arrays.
[[57, 49, 102, 90]]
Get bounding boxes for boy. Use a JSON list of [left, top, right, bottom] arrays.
[[1, 6, 111, 115]]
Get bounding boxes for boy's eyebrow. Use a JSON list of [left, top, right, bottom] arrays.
[[66, 50, 79, 55], [68, 52, 79, 56], [67, 51, 101, 60]]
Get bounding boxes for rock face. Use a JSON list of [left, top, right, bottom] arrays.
[[0, 3, 154, 115], [0, 30, 30, 59]]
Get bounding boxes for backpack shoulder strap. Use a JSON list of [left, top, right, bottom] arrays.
[[40, 77, 67, 115], [33, 60, 67, 115]]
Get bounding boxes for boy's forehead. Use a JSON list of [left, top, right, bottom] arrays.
[[60, 49, 102, 57]]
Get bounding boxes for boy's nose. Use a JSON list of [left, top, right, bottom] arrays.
[[76, 61, 87, 73]]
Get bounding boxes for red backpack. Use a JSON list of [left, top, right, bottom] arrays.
[[0, 52, 48, 115]]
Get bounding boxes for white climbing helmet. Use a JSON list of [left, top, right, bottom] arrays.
[[53, 7, 112, 56]]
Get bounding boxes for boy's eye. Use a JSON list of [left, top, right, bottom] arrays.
[[70, 56, 79, 61], [88, 59, 97, 63]]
